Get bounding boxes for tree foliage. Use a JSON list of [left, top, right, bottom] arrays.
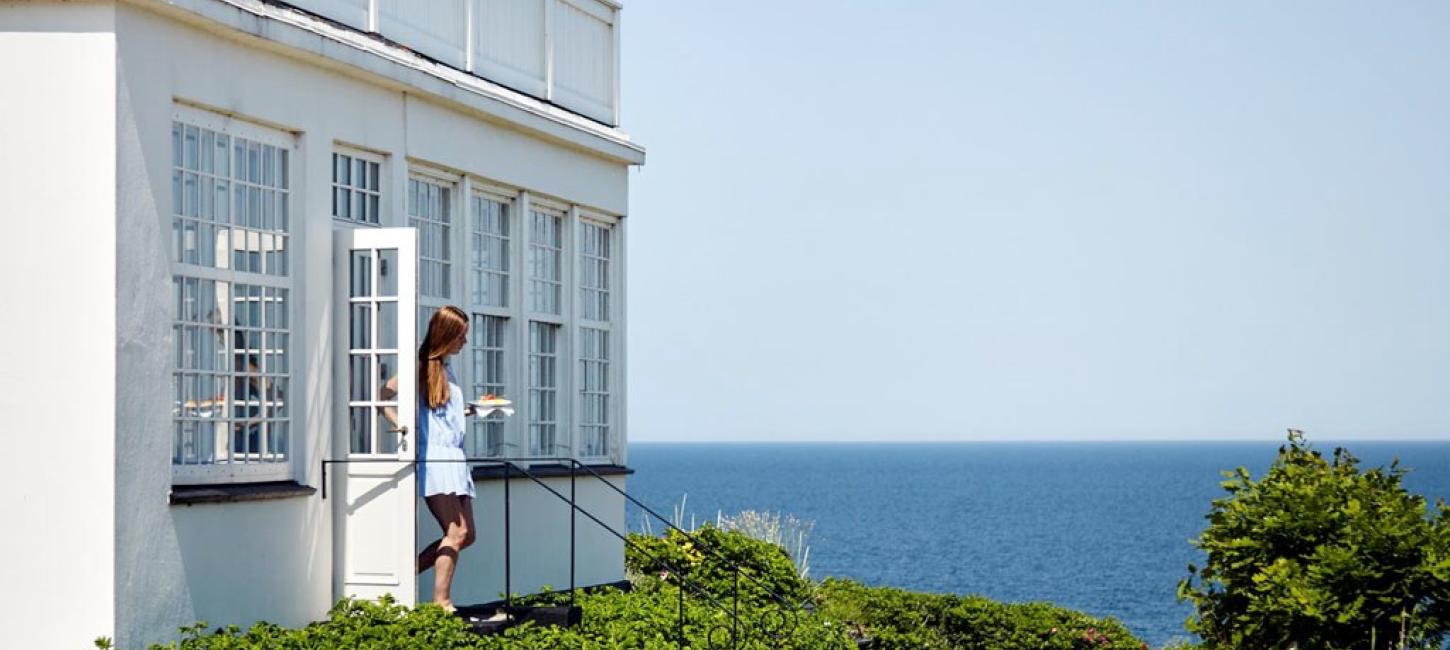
[[1178, 430, 1450, 649]]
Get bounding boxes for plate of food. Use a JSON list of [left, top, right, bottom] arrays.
[[467, 393, 515, 416]]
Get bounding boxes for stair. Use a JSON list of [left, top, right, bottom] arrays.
[[456, 603, 583, 635]]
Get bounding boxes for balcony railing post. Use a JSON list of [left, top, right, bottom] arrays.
[[732, 567, 740, 648], [504, 461, 512, 608], [570, 460, 577, 607], [677, 576, 686, 646]]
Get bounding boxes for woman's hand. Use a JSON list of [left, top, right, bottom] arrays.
[[464, 403, 477, 417]]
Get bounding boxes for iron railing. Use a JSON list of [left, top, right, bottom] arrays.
[[320, 456, 811, 648]]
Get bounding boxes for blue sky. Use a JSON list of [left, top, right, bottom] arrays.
[[621, 1, 1450, 442]]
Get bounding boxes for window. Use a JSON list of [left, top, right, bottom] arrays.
[[410, 174, 454, 339], [528, 321, 559, 456], [333, 151, 382, 225], [466, 191, 512, 457], [579, 220, 610, 322], [470, 194, 510, 308], [578, 327, 609, 457], [468, 315, 508, 457], [528, 207, 563, 314], [578, 219, 613, 457], [410, 176, 453, 300], [170, 113, 293, 482]]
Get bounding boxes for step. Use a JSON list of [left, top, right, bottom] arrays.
[[456, 604, 583, 636]]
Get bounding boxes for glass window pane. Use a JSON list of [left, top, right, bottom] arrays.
[[351, 250, 371, 297], [378, 249, 397, 297], [376, 354, 397, 402], [350, 355, 371, 401], [350, 303, 372, 349], [378, 408, 400, 454], [378, 302, 398, 350], [350, 406, 371, 454]]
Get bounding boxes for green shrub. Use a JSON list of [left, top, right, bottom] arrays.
[[813, 577, 956, 649], [813, 578, 1146, 650], [945, 596, 1145, 650], [626, 524, 813, 608], [1178, 430, 1450, 649], [135, 597, 483, 649], [125, 583, 852, 650]]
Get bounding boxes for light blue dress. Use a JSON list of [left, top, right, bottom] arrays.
[[417, 363, 475, 498]]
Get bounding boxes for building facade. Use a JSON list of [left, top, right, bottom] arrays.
[[0, 1, 642, 648]]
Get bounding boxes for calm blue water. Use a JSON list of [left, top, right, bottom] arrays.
[[624, 441, 1450, 647]]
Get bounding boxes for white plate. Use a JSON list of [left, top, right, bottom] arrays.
[[468, 400, 513, 409], [468, 401, 515, 417]]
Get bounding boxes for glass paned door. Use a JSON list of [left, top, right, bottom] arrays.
[[332, 227, 417, 605]]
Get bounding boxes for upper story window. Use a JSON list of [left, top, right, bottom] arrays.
[[470, 193, 510, 309], [410, 176, 454, 301], [170, 109, 294, 483], [333, 151, 382, 225], [528, 206, 564, 315]]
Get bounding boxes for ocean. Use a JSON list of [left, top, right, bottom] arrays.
[[622, 441, 1450, 647]]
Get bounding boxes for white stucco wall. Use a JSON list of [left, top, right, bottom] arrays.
[[0, 4, 118, 649], [103, 1, 634, 647]]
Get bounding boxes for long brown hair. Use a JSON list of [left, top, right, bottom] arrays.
[[419, 306, 469, 410]]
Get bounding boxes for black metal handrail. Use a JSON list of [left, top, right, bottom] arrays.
[[570, 459, 814, 610], [320, 455, 807, 647]]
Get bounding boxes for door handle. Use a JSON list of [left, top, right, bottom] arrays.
[[390, 425, 410, 455]]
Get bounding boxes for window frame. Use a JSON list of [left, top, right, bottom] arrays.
[[525, 201, 567, 323], [170, 104, 297, 485], [408, 168, 460, 336], [466, 313, 511, 458], [331, 146, 385, 226], [462, 182, 520, 458], [527, 320, 561, 457], [468, 187, 516, 317], [575, 211, 616, 460]]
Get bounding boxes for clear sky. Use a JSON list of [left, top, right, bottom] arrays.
[[620, 1, 1450, 442]]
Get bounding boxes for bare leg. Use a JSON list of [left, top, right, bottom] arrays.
[[417, 494, 475, 609]]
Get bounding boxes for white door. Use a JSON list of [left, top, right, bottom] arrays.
[[332, 227, 418, 604]]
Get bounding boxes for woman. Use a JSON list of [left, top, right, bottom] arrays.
[[406, 306, 478, 611]]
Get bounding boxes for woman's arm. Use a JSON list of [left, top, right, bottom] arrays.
[[380, 375, 401, 429]]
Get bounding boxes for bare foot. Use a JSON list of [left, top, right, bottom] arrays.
[[434, 601, 457, 613]]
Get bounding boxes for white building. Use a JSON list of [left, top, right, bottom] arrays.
[[0, 1, 643, 647]]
